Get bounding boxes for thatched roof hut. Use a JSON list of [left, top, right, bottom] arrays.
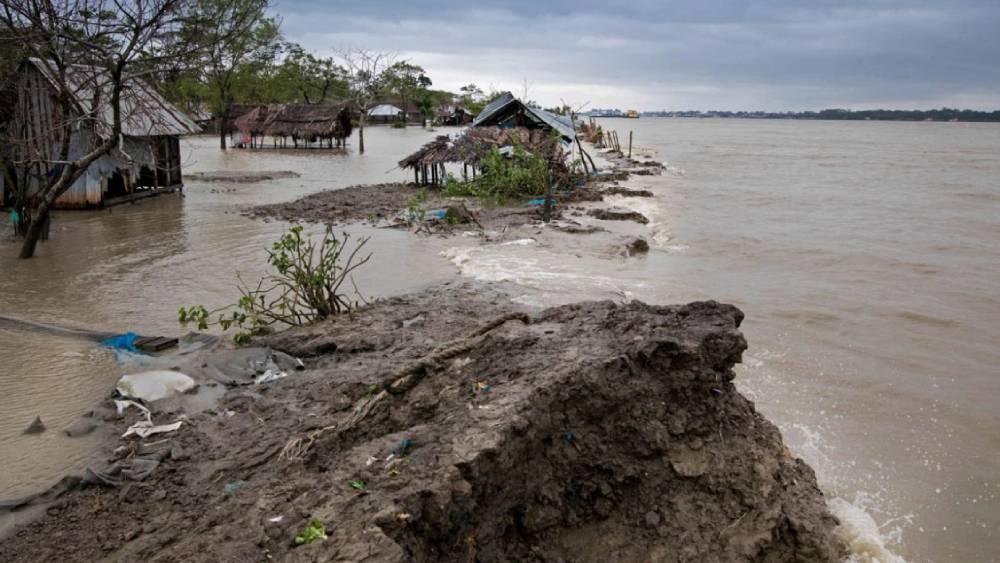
[[232, 103, 353, 147], [398, 127, 568, 185]]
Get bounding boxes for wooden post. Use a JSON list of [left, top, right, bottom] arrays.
[[628, 131, 633, 159], [414, 167, 419, 185]]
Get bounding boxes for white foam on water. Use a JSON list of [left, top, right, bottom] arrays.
[[441, 244, 646, 304], [829, 497, 909, 563], [603, 194, 673, 248]]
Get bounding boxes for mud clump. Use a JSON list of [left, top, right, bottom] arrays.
[[248, 182, 420, 224], [0, 283, 843, 562], [189, 170, 301, 183], [588, 206, 650, 224]]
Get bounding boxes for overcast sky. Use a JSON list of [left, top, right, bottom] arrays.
[[277, 0, 1000, 111]]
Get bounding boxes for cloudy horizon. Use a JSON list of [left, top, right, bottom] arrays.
[[276, 0, 1000, 112]]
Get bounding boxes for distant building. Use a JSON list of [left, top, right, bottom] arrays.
[[368, 103, 403, 124], [1, 58, 199, 209], [435, 104, 473, 126]]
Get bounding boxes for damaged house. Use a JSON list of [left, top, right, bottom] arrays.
[[231, 103, 353, 149], [399, 92, 578, 185], [1, 58, 200, 209]]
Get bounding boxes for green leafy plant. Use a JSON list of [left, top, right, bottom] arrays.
[[179, 225, 371, 344], [294, 518, 327, 545], [404, 188, 429, 224], [442, 141, 551, 203], [348, 479, 365, 490]]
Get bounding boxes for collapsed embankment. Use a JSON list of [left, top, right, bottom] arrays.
[[0, 282, 844, 562], [245, 149, 665, 234]]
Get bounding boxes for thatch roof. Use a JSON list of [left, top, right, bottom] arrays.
[[398, 126, 565, 170], [233, 103, 353, 140]]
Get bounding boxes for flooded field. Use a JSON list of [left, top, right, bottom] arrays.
[[0, 127, 467, 502], [1, 119, 998, 562]]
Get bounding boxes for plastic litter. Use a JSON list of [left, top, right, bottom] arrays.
[[391, 439, 411, 456], [101, 332, 142, 353], [115, 399, 185, 439], [565, 431, 574, 443], [348, 479, 365, 490], [254, 370, 288, 385], [223, 480, 248, 494], [83, 458, 160, 487], [117, 370, 196, 402], [268, 515, 284, 523], [527, 197, 558, 207], [123, 419, 184, 439]]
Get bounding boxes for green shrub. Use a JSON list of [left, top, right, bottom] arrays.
[[179, 226, 370, 344], [443, 142, 551, 203]]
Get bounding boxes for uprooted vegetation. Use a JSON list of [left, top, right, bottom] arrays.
[[178, 225, 370, 344], [0, 283, 846, 562]]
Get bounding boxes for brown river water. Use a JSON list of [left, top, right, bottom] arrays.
[[1, 120, 998, 562]]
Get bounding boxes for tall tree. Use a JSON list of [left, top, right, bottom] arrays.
[[338, 49, 394, 154], [277, 43, 348, 105], [384, 61, 430, 127], [183, 0, 279, 150], [0, 0, 194, 258]]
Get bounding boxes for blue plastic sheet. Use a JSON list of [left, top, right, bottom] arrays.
[[101, 332, 141, 353]]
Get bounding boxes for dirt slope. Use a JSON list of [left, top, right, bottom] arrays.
[[0, 283, 843, 562]]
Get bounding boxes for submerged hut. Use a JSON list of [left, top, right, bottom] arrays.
[[436, 104, 473, 126], [472, 92, 576, 142], [232, 103, 353, 149], [1, 59, 199, 209], [398, 127, 568, 186], [398, 92, 574, 186]]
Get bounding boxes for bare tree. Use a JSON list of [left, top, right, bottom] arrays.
[[0, 0, 194, 258], [337, 48, 395, 154]]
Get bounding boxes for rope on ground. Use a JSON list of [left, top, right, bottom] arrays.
[[276, 312, 531, 462]]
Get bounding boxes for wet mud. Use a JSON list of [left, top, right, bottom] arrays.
[[0, 282, 844, 562]]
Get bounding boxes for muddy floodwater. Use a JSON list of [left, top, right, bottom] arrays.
[[1, 120, 999, 562]]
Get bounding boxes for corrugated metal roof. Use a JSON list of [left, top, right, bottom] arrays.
[[368, 104, 403, 117], [472, 91, 576, 141], [27, 58, 200, 137]]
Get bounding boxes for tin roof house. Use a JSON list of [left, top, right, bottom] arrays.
[[472, 92, 576, 142], [1, 59, 199, 209]]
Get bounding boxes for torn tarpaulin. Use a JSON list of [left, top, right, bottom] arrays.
[[115, 399, 185, 439], [83, 458, 161, 487]]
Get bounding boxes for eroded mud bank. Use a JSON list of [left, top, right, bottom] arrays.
[[0, 282, 843, 562]]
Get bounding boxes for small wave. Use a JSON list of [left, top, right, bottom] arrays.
[[603, 194, 673, 248], [896, 311, 958, 328], [829, 498, 908, 563], [953, 191, 999, 203]]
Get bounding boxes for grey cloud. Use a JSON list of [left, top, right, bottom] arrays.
[[277, 0, 1000, 110]]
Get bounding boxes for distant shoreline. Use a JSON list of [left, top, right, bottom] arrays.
[[590, 109, 1000, 123]]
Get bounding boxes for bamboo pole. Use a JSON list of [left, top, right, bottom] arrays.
[[628, 131, 633, 159]]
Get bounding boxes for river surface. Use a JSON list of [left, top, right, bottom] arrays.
[[1, 119, 998, 562]]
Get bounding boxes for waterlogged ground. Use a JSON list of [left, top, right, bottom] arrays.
[[2, 120, 999, 562]]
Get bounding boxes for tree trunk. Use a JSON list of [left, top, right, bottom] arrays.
[[219, 112, 228, 150], [19, 204, 49, 258], [358, 117, 366, 154]]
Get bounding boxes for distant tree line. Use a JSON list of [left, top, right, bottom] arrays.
[[635, 108, 1000, 122]]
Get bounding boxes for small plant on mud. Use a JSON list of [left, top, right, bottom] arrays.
[[294, 518, 327, 545], [178, 225, 371, 344], [404, 188, 429, 224]]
